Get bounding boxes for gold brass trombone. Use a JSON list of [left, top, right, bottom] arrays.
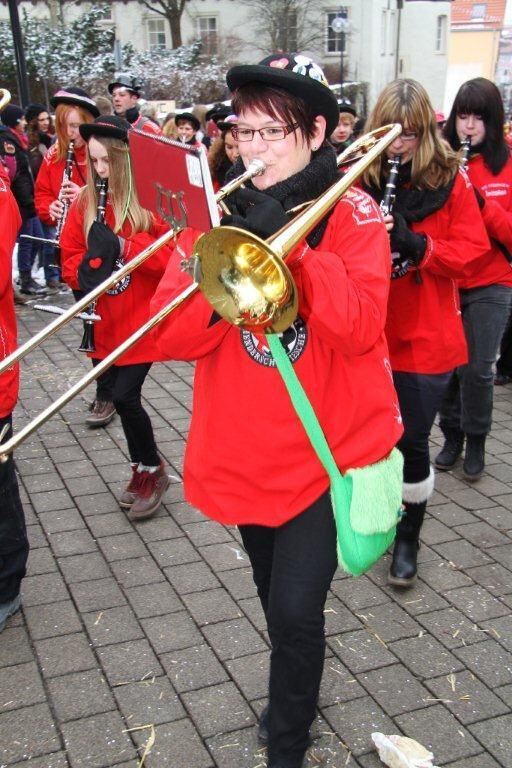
[[0, 124, 401, 461], [0, 88, 11, 111]]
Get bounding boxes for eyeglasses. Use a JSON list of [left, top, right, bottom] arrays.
[[231, 123, 299, 142]]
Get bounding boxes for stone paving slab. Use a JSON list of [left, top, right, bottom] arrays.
[[1, 302, 512, 766]]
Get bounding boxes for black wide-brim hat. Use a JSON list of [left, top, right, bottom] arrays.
[[205, 104, 231, 124], [50, 87, 99, 118], [79, 115, 130, 142], [227, 53, 339, 136], [175, 112, 200, 131]]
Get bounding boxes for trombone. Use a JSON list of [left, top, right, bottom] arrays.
[[0, 124, 401, 462], [0, 88, 10, 111]]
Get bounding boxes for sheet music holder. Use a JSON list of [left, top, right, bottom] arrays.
[[128, 130, 220, 232]]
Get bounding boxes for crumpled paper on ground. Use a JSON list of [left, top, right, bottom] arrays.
[[371, 733, 439, 768]]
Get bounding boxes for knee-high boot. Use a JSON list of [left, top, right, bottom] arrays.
[[388, 469, 434, 587]]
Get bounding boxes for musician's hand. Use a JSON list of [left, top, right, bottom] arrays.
[[61, 179, 82, 204], [221, 187, 288, 239], [383, 214, 394, 233], [49, 198, 64, 221], [79, 221, 121, 293], [390, 212, 427, 266]]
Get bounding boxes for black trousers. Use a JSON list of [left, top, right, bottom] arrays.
[[72, 289, 114, 402], [0, 416, 29, 604], [239, 492, 337, 768], [110, 363, 160, 467]]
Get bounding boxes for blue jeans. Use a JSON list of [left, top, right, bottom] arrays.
[[440, 284, 512, 435], [0, 416, 29, 603], [34, 220, 60, 282], [239, 492, 337, 768], [17, 217, 40, 274]]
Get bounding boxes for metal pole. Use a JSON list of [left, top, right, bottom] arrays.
[[340, 30, 345, 91], [7, 0, 30, 106]]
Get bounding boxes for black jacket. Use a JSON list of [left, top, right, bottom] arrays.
[[0, 125, 35, 219]]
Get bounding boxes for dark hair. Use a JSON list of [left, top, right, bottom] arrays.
[[231, 83, 319, 144], [444, 77, 509, 175]]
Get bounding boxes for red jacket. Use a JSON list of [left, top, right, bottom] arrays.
[[132, 114, 162, 136], [150, 188, 404, 527], [60, 198, 171, 365], [386, 171, 490, 374], [35, 142, 88, 225], [0, 162, 22, 418], [459, 153, 512, 290]]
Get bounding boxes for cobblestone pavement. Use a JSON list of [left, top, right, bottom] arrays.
[[1, 294, 512, 768]]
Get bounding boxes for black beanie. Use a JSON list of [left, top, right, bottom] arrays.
[[25, 103, 48, 123], [1, 104, 25, 128]]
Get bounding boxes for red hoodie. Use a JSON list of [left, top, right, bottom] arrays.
[[35, 141, 88, 225], [458, 153, 512, 290], [385, 170, 490, 374], [60, 197, 172, 365], [0, 162, 22, 418], [150, 188, 404, 527]]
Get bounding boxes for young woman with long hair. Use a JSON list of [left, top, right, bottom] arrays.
[[436, 78, 512, 480], [362, 79, 490, 587], [150, 54, 403, 768], [60, 116, 171, 521], [207, 117, 239, 190]]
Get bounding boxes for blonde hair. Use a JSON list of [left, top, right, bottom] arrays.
[[162, 117, 178, 140], [363, 79, 459, 190], [339, 113, 356, 126], [54, 104, 94, 162], [80, 135, 152, 237]]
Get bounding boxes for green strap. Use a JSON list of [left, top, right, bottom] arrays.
[[266, 333, 343, 486]]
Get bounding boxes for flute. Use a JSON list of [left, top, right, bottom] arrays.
[[380, 155, 401, 217], [78, 179, 108, 353]]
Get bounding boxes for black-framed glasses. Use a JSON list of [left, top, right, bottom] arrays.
[[231, 123, 299, 142]]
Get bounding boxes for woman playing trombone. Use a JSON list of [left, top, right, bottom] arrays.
[[60, 116, 171, 521], [362, 79, 489, 587], [151, 54, 403, 768]]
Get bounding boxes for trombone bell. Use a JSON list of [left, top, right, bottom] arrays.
[[193, 226, 298, 333]]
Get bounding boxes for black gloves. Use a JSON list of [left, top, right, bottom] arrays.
[[390, 212, 427, 266], [78, 220, 121, 293], [221, 187, 288, 239], [473, 186, 486, 210]]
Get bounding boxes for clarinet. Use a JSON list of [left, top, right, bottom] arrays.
[[460, 136, 471, 171], [78, 179, 108, 353], [380, 155, 401, 217], [51, 139, 75, 268]]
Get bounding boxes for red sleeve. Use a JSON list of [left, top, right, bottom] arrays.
[[286, 192, 391, 355], [419, 171, 491, 278], [121, 218, 172, 276], [482, 198, 512, 252], [0, 179, 21, 300], [59, 199, 85, 290], [150, 227, 231, 361], [35, 149, 58, 225]]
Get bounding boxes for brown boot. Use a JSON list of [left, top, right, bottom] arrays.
[[85, 399, 116, 428], [119, 464, 142, 508], [128, 461, 170, 521]]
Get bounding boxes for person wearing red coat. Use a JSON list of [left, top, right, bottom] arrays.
[[0, 159, 29, 632], [150, 54, 403, 768], [438, 78, 512, 481], [60, 115, 171, 521], [108, 74, 162, 136], [363, 79, 490, 587]]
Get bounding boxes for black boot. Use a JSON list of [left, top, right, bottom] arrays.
[[463, 434, 486, 481], [434, 427, 464, 470], [19, 272, 47, 296], [388, 501, 426, 587]]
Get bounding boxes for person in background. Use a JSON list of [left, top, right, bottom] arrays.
[[0, 158, 29, 633], [435, 111, 446, 137], [0, 104, 46, 296], [363, 78, 490, 587], [95, 95, 114, 117], [162, 115, 178, 140], [108, 74, 162, 135], [329, 98, 356, 155], [207, 115, 239, 189], [175, 112, 203, 149], [25, 103, 62, 292], [205, 103, 231, 142], [437, 78, 512, 480], [35, 86, 116, 429]]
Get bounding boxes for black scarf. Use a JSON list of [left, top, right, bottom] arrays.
[[364, 160, 457, 223], [225, 145, 340, 247]]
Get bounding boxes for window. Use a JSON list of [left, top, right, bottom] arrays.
[[471, 3, 487, 20], [196, 16, 217, 56], [147, 18, 166, 51], [327, 9, 349, 54], [435, 14, 447, 53]]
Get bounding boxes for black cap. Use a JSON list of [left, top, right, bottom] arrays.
[[108, 74, 142, 97], [227, 53, 339, 135], [79, 115, 130, 143], [1, 104, 25, 128], [175, 112, 200, 131], [337, 98, 357, 117], [205, 104, 231, 124], [50, 87, 99, 118], [25, 103, 48, 123]]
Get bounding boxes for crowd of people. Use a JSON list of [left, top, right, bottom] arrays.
[[1, 58, 512, 768]]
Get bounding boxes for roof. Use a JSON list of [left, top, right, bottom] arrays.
[[451, 0, 506, 30]]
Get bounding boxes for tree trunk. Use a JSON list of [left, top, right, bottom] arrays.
[[167, 11, 182, 48]]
